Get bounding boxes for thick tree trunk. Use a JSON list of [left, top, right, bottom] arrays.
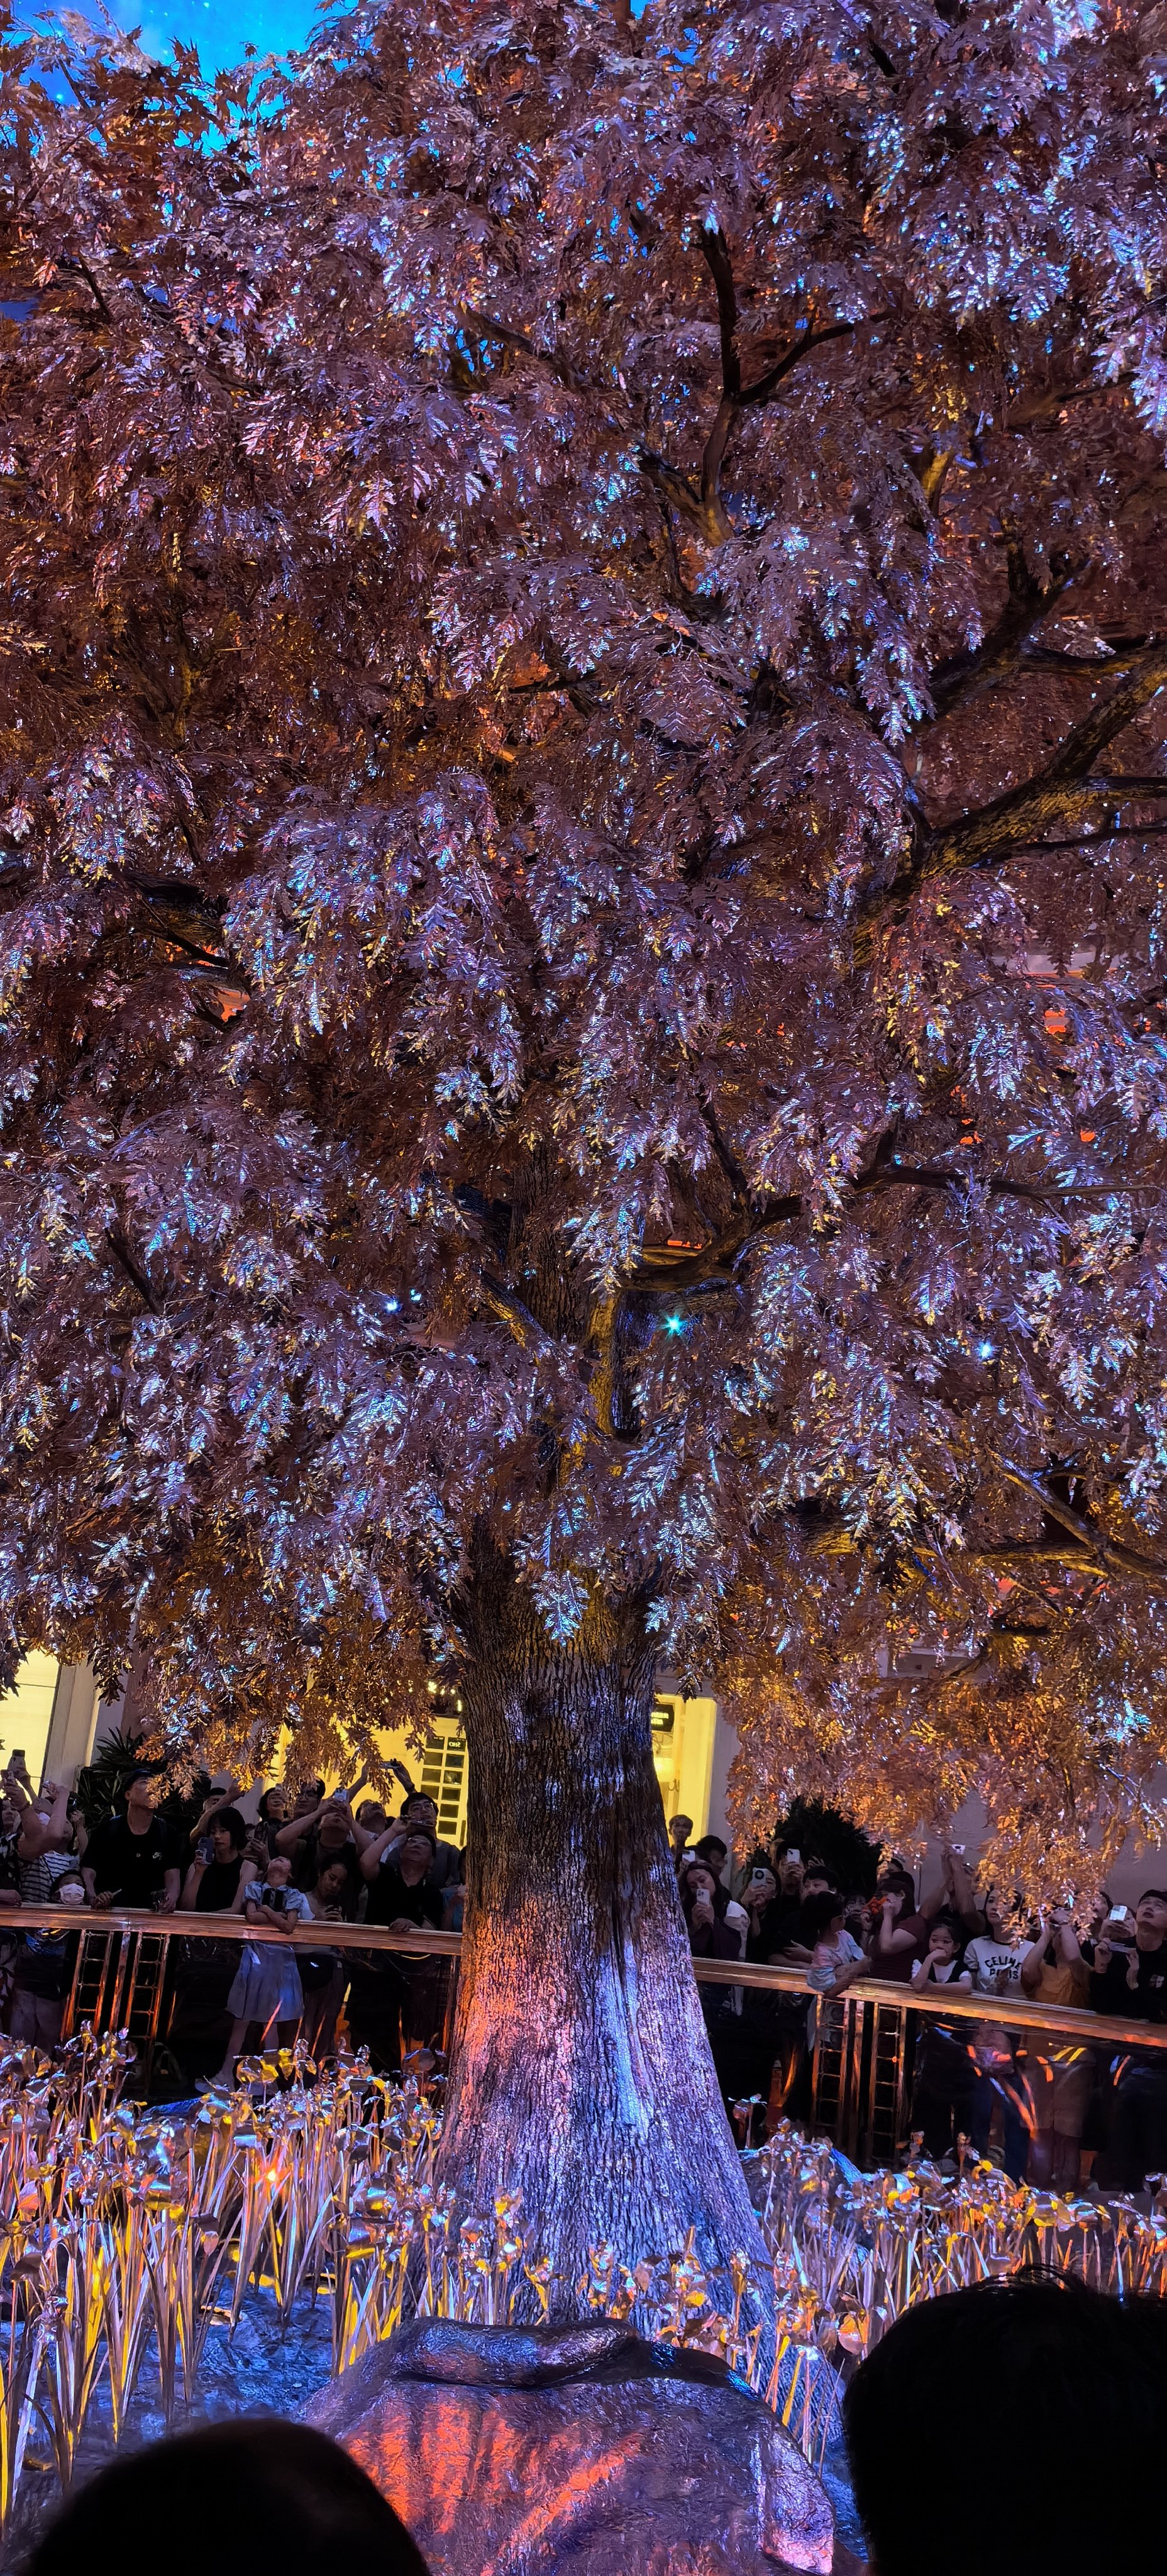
[[437, 1552, 769, 2317]]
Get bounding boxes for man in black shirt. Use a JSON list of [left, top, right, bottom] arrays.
[[350, 1826, 445, 2073], [362, 1828, 446, 1932], [1088, 1889, 1167, 2018], [82, 1772, 180, 1912], [1090, 1888, 1167, 2189]]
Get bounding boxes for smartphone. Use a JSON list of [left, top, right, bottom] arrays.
[[1107, 1904, 1132, 1923], [750, 1867, 771, 1884], [785, 1848, 801, 1865], [196, 1835, 215, 1865]]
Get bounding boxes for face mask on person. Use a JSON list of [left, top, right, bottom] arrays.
[[57, 1881, 86, 1908]]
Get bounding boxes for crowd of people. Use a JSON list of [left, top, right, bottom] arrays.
[[672, 1821, 1167, 2194], [0, 1750, 463, 2084], [3, 1750, 1167, 2187]]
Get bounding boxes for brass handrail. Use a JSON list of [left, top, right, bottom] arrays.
[[688, 1954, 1167, 2052], [4, 1903, 1165, 2051], [0, 1904, 462, 1953]]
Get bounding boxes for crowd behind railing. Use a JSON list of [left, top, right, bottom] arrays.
[[674, 1818, 1167, 2195], [3, 1750, 1167, 2192], [0, 1752, 460, 2082]]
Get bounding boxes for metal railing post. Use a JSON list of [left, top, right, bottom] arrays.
[[106, 1925, 135, 2030]]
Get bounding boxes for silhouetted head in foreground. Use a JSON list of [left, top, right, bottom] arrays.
[[30, 2419, 431, 2576], [843, 2272, 1167, 2576]]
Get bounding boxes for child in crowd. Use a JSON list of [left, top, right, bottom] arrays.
[[909, 1914, 975, 2157], [804, 1892, 868, 1994], [206, 1852, 312, 2087], [10, 1864, 86, 2047]]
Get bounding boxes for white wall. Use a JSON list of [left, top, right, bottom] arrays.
[[0, 1652, 62, 1784], [914, 1783, 1167, 1910], [705, 1704, 739, 1853]]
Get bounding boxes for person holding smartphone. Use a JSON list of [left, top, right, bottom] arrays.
[[350, 1826, 446, 2072], [1022, 1903, 1091, 2190], [1090, 1889, 1167, 2190], [677, 1860, 746, 2079], [909, 1915, 975, 2158], [204, 1853, 312, 2087], [250, 1785, 291, 1862], [961, 1892, 1032, 2182], [274, 1779, 383, 1889], [301, 1855, 358, 2057], [181, 1808, 250, 1913], [399, 1791, 463, 1890], [172, 1808, 252, 2085], [3, 1763, 78, 1903], [356, 1784, 463, 1892], [871, 1872, 931, 1982], [669, 1813, 695, 1873], [182, 1775, 243, 1863]]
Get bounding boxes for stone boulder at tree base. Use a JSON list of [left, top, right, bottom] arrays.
[[308, 2316, 836, 2574]]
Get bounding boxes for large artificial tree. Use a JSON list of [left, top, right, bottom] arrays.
[[3, 0, 1167, 2284]]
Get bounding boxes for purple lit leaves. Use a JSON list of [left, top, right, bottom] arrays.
[[0, 1, 1165, 1885]]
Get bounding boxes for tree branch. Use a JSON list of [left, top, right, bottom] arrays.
[[804, 1515, 1125, 1582], [737, 315, 879, 409], [1004, 371, 1134, 431], [970, 1539, 1105, 1570], [697, 1096, 751, 1204], [132, 881, 251, 984], [641, 227, 888, 545], [911, 638, 1167, 878], [587, 1292, 627, 1436], [1004, 818, 1167, 855], [1017, 639, 1151, 677], [105, 1225, 161, 1315], [918, 445, 954, 512], [57, 253, 113, 324], [1079, 774, 1167, 794], [638, 447, 727, 543], [697, 226, 739, 401], [632, 1157, 1162, 1292], [993, 1458, 1167, 1582], [922, 541, 1079, 726], [480, 1272, 556, 1360]]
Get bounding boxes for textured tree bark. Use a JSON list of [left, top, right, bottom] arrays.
[[437, 1548, 770, 2314]]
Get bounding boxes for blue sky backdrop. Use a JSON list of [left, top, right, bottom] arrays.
[[112, 0, 322, 71], [103, 0, 647, 72]]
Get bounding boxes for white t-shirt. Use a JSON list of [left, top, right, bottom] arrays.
[[964, 1936, 1026, 1996], [963, 1935, 1026, 2059]]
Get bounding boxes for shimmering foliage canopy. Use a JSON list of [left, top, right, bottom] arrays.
[[3, 0, 1167, 1889]]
